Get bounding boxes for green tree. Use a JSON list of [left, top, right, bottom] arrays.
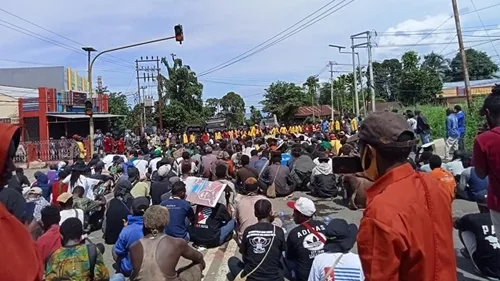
[[448, 48, 499, 81], [249, 105, 263, 125], [303, 76, 319, 106], [161, 100, 203, 132], [220, 92, 246, 128], [421, 52, 450, 81], [202, 98, 220, 119], [158, 55, 204, 129], [398, 51, 443, 106], [261, 81, 305, 123], [370, 59, 402, 101], [107, 92, 130, 133]]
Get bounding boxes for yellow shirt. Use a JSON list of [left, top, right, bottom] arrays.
[[77, 141, 86, 159], [335, 121, 341, 131], [189, 134, 196, 143], [351, 119, 358, 132], [330, 140, 342, 154], [183, 133, 188, 144]]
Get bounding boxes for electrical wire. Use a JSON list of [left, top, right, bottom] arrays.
[[0, 8, 133, 67], [198, 0, 355, 77], [376, 39, 493, 48], [469, 0, 500, 59]]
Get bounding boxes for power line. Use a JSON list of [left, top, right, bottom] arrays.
[[198, 0, 355, 77], [469, 0, 500, 60], [377, 26, 500, 36], [0, 8, 132, 67], [441, 38, 500, 57], [200, 79, 268, 87], [376, 39, 495, 48]]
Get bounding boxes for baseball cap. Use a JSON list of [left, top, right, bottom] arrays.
[[128, 166, 140, 181], [132, 197, 150, 215], [287, 197, 316, 217], [57, 192, 73, 203], [349, 111, 415, 148], [157, 165, 170, 177], [28, 187, 42, 195]]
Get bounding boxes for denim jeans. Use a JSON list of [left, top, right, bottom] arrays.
[[227, 256, 244, 280], [219, 219, 236, 245], [420, 133, 431, 145]]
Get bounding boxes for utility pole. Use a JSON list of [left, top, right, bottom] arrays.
[[351, 37, 359, 116], [136, 56, 161, 133], [328, 61, 335, 121], [367, 32, 376, 113], [451, 0, 472, 108], [156, 57, 163, 131], [312, 85, 315, 123]]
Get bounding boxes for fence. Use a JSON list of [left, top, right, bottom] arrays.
[[14, 138, 91, 167]]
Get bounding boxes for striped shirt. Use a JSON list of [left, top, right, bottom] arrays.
[[308, 252, 364, 281]]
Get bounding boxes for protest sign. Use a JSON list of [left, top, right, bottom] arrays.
[[184, 177, 226, 208]]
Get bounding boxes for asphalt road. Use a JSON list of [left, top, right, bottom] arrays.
[[23, 169, 488, 281]]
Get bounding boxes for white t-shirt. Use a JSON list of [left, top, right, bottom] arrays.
[[133, 159, 149, 178], [59, 209, 85, 226], [102, 154, 127, 170], [308, 252, 364, 281], [62, 175, 100, 200], [149, 157, 162, 173]]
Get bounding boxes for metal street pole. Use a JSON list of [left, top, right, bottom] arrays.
[[451, 0, 472, 108], [355, 53, 366, 116], [351, 37, 359, 116], [329, 62, 335, 121], [83, 34, 177, 149], [83, 47, 97, 156], [367, 32, 376, 112]]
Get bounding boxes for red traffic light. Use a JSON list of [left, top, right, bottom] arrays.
[[174, 24, 184, 44]]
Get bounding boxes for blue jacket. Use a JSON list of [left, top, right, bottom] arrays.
[[456, 111, 465, 135], [114, 215, 144, 276], [34, 172, 51, 201], [446, 114, 460, 139]]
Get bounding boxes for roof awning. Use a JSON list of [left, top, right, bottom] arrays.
[[47, 113, 124, 119]]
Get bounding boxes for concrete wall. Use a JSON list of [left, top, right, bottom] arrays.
[[0, 94, 19, 118], [0, 66, 65, 90]]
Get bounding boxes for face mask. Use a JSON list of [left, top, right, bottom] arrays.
[[361, 144, 379, 182]]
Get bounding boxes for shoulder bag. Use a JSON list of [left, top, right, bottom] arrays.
[[266, 165, 280, 198], [235, 225, 276, 281]]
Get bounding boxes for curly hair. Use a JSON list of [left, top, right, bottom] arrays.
[[143, 205, 170, 235], [482, 84, 500, 118]]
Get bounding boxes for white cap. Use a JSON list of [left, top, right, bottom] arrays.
[[287, 197, 316, 217]]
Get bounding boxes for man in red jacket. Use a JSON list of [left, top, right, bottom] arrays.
[[0, 124, 43, 281]]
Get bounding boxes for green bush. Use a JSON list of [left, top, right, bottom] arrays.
[[406, 97, 485, 151]]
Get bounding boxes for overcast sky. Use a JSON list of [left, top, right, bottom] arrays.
[[1, 0, 499, 110]]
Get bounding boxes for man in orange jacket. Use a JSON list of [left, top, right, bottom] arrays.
[[353, 112, 457, 281], [0, 124, 43, 281]]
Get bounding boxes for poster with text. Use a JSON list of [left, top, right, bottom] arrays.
[[184, 177, 226, 208]]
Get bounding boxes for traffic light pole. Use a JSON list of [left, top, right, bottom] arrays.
[[85, 35, 177, 156]]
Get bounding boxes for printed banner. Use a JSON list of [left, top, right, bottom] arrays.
[[184, 177, 226, 208]]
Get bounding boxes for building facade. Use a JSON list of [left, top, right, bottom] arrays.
[[0, 66, 89, 92]]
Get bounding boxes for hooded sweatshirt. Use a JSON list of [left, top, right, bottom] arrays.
[[34, 172, 51, 201], [0, 124, 43, 281], [311, 162, 333, 180], [114, 215, 144, 276]]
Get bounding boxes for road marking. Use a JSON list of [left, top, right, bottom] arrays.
[[214, 239, 238, 281]]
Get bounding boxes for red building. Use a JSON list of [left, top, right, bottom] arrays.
[[17, 87, 117, 142]]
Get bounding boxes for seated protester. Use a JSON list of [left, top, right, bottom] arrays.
[[286, 197, 327, 281], [51, 170, 69, 205], [7, 167, 31, 194], [132, 156, 149, 180], [308, 219, 364, 281], [214, 163, 236, 206], [290, 148, 316, 190], [26, 187, 50, 222], [114, 197, 150, 277], [129, 166, 150, 199], [228, 199, 286, 281], [161, 181, 195, 241], [103, 179, 133, 245], [253, 149, 270, 174], [234, 178, 282, 245], [36, 205, 62, 262], [459, 167, 489, 203], [180, 162, 193, 182], [33, 171, 52, 201], [177, 151, 198, 175], [190, 197, 236, 249], [342, 172, 374, 210], [72, 186, 105, 214], [417, 151, 448, 173], [447, 150, 466, 176], [150, 164, 172, 205], [312, 147, 332, 166], [454, 213, 500, 279], [62, 161, 101, 200], [259, 152, 295, 197], [249, 149, 260, 167], [89, 161, 113, 182], [45, 218, 109, 281], [235, 155, 259, 191], [148, 150, 163, 175], [428, 155, 456, 201], [200, 146, 217, 178], [129, 206, 205, 281], [57, 192, 84, 226], [309, 153, 337, 198]]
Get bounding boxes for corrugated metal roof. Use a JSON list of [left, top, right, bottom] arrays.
[[0, 85, 38, 98], [295, 105, 333, 117], [443, 78, 500, 89]]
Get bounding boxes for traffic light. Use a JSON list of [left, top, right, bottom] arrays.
[[174, 24, 184, 44], [85, 99, 93, 116]]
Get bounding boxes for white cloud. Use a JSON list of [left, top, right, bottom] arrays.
[[0, 0, 498, 107]]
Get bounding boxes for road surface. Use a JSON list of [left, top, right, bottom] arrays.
[[23, 169, 487, 281]]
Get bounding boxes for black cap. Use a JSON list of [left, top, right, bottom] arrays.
[[132, 197, 150, 215]]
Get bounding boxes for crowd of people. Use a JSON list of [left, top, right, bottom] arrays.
[[1, 86, 500, 281]]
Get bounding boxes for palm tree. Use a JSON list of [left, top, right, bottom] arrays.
[[422, 52, 450, 80]]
